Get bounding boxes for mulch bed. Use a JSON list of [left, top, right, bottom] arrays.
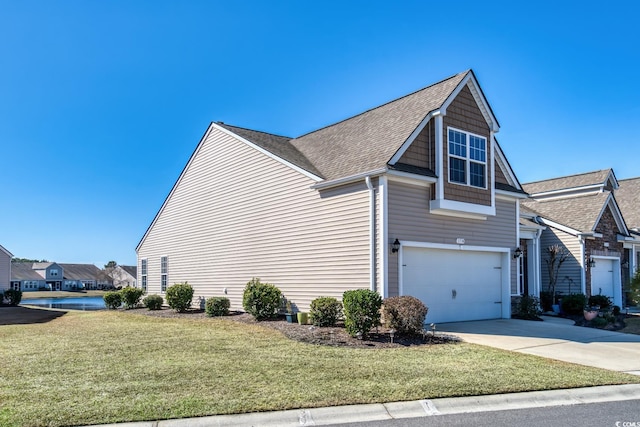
[[131, 308, 459, 348]]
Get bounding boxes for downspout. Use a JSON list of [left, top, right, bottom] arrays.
[[365, 176, 376, 292], [534, 228, 543, 297], [579, 236, 587, 295]]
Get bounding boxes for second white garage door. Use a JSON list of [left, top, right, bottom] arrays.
[[402, 247, 504, 323]]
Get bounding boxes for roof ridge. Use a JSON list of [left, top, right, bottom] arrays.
[[216, 122, 292, 140], [293, 70, 469, 140], [523, 169, 612, 186]]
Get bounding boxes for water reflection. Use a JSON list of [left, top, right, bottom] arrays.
[[21, 296, 106, 311]]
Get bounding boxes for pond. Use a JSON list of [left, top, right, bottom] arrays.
[[21, 296, 106, 311]]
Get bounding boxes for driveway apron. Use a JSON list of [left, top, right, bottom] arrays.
[[438, 316, 640, 375]]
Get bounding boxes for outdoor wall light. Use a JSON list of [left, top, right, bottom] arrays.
[[513, 247, 523, 259], [589, 257, 596, 268], [622, 260, 630, 269], [391, 238, 400, 253]]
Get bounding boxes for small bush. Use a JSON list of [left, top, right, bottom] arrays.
[[591, 317, 608, 328], [612, 305, 621, 316], [561, 293, 587, 315], [342, 289, 382, 338], [588, 294, 611, 310], [310, 296, 342, 327], [120, 287, 144, 309], [205, 297, 230, 317], [242, 278, 282, 320], [166, 282, 194, 312], [382, 296, 428, 334], [103, 291, 122, 310], [143, 294, 163, 310], [3, 289, 22, 306], [512, 295, 542, 320]]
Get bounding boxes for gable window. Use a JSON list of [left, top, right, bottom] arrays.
[[50, 268, 59, 277], [448, 128, 487, 188], [160, 256, 168, 292], [141, 259, 147, 292]]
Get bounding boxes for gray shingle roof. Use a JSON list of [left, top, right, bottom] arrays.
[[11, 262, 45, 280], [521, 192, 611, 233], [216, 123, 324, 178], [522, 169, 613, 195], [616, 177, 640, 230], [289, 71, 469, 181], [120, 265, 137, 277], [59, 263, 105, 281]]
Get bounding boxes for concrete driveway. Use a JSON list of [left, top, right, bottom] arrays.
[[438, 316, 640, 375]]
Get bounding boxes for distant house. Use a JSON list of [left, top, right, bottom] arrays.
[[11, 262, 113, 291], [137, 70, 528, 323], [521, 169, 632, 307], [11, 262, 48, 291], [0, 245, 13, 293], [59, 264, 113, 291], [108, 265, 137, 288]]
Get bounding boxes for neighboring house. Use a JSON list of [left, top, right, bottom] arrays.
[[0, 245, 13, 293], [137, 70, 528, 323], [11, 262, 113, 291], [11, 262, 49, 291], [521, 169, 631, 307], [109, 265, 137, 288], [59, 263, 113, 290], [612, 176, 640, 301]]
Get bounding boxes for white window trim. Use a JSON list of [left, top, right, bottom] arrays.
[[447, 126, 488, 190]]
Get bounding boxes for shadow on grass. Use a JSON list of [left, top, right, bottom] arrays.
[[0, 306, 67, 325]]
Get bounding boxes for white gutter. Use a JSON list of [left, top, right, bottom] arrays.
[[365, 176, 376, 292], [310, 168, 387, 190], [579, 236, 587, 295]]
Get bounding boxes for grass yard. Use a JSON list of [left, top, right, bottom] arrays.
[[1, 311, 638, 427]]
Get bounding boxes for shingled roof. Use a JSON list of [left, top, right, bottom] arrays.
[[11, 262, 45, 280], [287, 71, 469, 181], [616, 177, 640, 230], [522, 169, 614, 195], [521, 192, 612, 233], [59, 263, 105, 280]]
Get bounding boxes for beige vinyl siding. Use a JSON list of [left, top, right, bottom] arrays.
[[539, 228, 583, 296], [387, 181, 518, 297], [137, 126, 371, 311], [0, 250, 10, 292]]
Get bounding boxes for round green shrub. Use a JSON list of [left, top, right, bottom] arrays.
[[103, 291, 122, 310], [382, 295, 428, 334], [342, 289, 382, 338], [143, 294, 163, 310], [591, 316, 608, 328], [205, 297, 230, 317], [310, 296, 343, 327], [588, 294, 611, 309], [166, 282, 194, 312], [242, 278, 282, 320], [3, 289, 22, 306], [120, 287, 145, 309], [561, 293, 587, 315]]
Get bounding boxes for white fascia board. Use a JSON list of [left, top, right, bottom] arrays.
[[606, 169, 620, 190], [441, 73, 499, 132], [0, 244, 13, 257], [213, 123, 323, 182], [429, 199, 494, 220], [494, 141, 522, 190], [528, 185, 603, 200], [388, 111, 437, 165], [590, 193, 628, 235], [387, 170, 437, 187], [537, 217, 581, 236], [310, 168, 387, 190], [495, 190, 528, 200]]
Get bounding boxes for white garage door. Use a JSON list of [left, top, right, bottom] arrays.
[[591, 258, 615, 301], [402, 247, 503, 323]]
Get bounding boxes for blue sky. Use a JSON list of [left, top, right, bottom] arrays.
[[2, 1, 639, 266]]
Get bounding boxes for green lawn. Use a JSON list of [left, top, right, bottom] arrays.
[[1, 311, 637, 427]]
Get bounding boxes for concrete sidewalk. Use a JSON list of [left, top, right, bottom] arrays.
[[90, 384, 640, 427], [438, 317, 640, 375]]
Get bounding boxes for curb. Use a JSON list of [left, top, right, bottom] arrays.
[[91, 384, 640, 427]]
